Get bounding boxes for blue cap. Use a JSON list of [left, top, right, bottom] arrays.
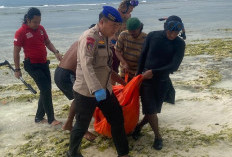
[[102, 6, 122, 23]]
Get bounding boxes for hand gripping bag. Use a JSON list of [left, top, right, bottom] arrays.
[[93, 74, 143, 137]]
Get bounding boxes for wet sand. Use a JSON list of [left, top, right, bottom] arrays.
[[1, 38, 232, 157]]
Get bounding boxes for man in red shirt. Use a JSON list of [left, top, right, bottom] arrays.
[[13, 7, 62, 126]]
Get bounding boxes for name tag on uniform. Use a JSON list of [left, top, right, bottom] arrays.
[[98, 40, 105, 48]]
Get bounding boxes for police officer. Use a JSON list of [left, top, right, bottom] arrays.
[[67, 6, 129, 157], [133, 15, 186, 150]]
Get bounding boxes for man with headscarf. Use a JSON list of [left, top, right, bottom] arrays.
[[133, 15, 186, 150]]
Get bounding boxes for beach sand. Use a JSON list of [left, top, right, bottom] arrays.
[[1, 38, 232, 157]]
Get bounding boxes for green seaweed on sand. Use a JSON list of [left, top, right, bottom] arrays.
[[0, 93, 38, 103], [95, 136, 114, 152], [49, 63, 59, 69], [0, 90, 64, 103], [174, 69, 222, 90], [185, 38, 232, 59], [6, 129, 113, 156], [129, 126, 232, 156], [5, 126, 232, 157], [54, 104, 70, 118], [47, 55, 57, 60], [6, 129, 70, 157], [216, 28, 232, 32], [0, 84, 35, 92], [210, 88, 232, 96]]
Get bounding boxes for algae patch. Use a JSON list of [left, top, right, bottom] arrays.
[[5, 125, 232, 157], [174, 69, 222, 90], [0, 89, 64, 103], [216, 28, 232, 32], [186, 38, 232, 59]]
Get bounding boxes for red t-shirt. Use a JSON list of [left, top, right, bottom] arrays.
[[14, 24, 49, 63]]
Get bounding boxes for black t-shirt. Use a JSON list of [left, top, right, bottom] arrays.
[[137, 30, 185, 78]]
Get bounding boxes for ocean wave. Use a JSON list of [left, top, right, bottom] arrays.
[[80, 9, 89, 11], [0, 3, 107, 9]]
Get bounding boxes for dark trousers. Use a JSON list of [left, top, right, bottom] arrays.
[[69, 91, 129, 156], [23, 59, 55, 124]]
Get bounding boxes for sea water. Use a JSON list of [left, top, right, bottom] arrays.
[[0, 0, 232, 63]]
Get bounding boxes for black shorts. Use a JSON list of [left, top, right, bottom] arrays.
[[140, 78, 170, 114], [54, 67, 75, 100]]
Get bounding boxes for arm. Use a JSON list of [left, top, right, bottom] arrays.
[[13, 46, 22, 79], [115, 32, 130, 71], [151, 41, 185, 74], [115, 49, 130, 71], [137, 33, 150, 75], [111, 70, 126, 86], [45, 38, 62, 61]]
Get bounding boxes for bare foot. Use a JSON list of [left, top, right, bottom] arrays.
[[62, 121, 73, 131], [83, 131, 97, 141], [35, 118, 48, 124], [50, 120, 62, 126]]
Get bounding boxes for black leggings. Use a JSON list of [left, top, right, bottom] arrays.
[[23, 59, 55, 124], [69, 91, 129, 156]]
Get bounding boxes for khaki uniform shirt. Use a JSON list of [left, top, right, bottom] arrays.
[[73, 24, 113, 97]]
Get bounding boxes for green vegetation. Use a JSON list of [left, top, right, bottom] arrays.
[[186, 39, 232, 59], [5, 126, 232, 157], [174, 69, 222, 90], [0, 90, 63, 103], [2, 38, 232, 157], [216, 28, 232, 32]]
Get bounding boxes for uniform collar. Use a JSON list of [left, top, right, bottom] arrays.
[[95, 24, 106, 40]]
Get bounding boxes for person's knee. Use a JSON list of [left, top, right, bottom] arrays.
[[75, 113, 92, 131], [146, 113, 158, 120], [40, 86, 51, 95], [109, 109, 124, 127]]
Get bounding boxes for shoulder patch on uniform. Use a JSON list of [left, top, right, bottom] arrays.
[[87, 37, 95, 43], [86, 37, 95, 51]]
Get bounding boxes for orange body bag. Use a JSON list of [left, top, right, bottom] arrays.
[[93, 74, 143, 137]]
